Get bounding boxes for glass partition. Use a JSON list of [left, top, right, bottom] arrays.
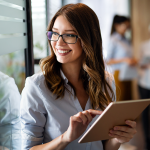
[[0, 0, 27, 149]]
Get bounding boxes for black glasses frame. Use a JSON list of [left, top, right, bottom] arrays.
[[46, 31, 79, 44]]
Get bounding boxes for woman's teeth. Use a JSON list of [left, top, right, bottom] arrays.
[[58, 50, 70, 54]]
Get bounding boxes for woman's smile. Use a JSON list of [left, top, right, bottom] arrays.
[[56, 48, 72, 56]]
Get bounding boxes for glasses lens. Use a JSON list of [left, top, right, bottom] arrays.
[[63, 34, 77, 44], [47, 31, 59, 41]]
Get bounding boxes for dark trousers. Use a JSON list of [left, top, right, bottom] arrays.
[[138, 85, 150, 150]]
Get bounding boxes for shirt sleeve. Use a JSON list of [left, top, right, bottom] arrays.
[[20, 77, 46, 150], [106, 38, 117, 61]]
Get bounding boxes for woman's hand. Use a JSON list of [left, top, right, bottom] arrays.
[[63, 109, 102, 143], [124, 58, 138, 66], [140, 64, 149, 69], [109, 120, 137, 143]]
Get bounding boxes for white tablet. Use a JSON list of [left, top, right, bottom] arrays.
[[78, 99, 150, 143]]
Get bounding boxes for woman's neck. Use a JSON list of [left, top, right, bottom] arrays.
[[61, 62, 82, 85]]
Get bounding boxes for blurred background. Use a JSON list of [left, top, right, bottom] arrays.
[[0, 0, 150, 150]]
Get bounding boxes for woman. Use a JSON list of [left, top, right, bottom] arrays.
[[107, 15, 137, 101], [21, 4, 137, 150]]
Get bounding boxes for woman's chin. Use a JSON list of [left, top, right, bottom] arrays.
[[56, 58, 69, 64]]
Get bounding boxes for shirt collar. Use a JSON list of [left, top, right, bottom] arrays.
[[60, 70, 68, 84]]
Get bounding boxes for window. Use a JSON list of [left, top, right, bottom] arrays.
[[0, 0, 33, 149]]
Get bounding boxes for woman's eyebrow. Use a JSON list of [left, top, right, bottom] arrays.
[[52, 28, 76, 32], [65, 30, 76, 32], [52, 28, 58, 30]]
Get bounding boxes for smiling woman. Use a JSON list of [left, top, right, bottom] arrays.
[[50, 15, 83, 64], [40, 4, 115, 107], [20, 3, 137, 150]]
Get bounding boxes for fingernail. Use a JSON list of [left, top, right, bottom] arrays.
[[114, 127, 118, 130], [109, 130, 112, 133]]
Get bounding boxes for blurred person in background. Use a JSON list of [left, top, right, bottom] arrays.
[[138, 25, 150, 150], [107, 15, 137, 101], [0, 71, 21, 150]]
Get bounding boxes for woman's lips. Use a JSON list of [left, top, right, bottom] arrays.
[[56, 49, 71, 56]]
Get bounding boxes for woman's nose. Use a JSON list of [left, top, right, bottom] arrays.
[[56, 36, 66, 46]]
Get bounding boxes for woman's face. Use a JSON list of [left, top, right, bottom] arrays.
[[51, 15, 83, 65], [115, 21, 130, 35]]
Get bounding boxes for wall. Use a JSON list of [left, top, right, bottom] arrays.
[[131, 0, 150, 99]]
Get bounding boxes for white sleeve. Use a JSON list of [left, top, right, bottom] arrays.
[[20, 77, 46, 150], [0, 72, 21, 150]]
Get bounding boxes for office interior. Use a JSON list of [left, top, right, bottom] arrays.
[[0, 0, 150, 150]]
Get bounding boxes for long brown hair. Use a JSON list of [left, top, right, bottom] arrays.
[[40, 3, 115, 110]]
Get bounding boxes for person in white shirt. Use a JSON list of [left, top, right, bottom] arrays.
[[138, 34, 150, 150], [20, 3, 137, 150], [107, 15, 137, 101], [0, 71, 21, 150]]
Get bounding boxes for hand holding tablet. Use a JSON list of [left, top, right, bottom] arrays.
[[78, 99, 150, 143], [108, 119, 137, 144]]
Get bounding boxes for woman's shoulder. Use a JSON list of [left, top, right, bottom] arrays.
[[23, 72, 48, 97], [26, 71, 45, 86], [24, 72, 55, 100], [21, 72, 49, 108]]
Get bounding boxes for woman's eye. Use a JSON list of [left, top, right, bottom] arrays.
[[53, 32, 58, 35]]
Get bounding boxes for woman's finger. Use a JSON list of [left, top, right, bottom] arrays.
[[82, 110, 93, 124], [70, 115, 82, 123], [75, 112, 88, 125], [87, 109, 102, 117], [125, 120, 136, 128], [109, 129, 133, 139], [113, 120, 137, 133], [113, 126, 133, 133], [71, 109, 102, 125]]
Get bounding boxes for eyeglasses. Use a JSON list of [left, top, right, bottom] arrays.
[[46, 31, 79, 44]]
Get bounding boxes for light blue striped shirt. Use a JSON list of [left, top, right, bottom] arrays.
[[20, 71, 116, 150], [107, 32, 133, 73]]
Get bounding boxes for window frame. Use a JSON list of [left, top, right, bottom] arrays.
[[25, 0, 34, 78]]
